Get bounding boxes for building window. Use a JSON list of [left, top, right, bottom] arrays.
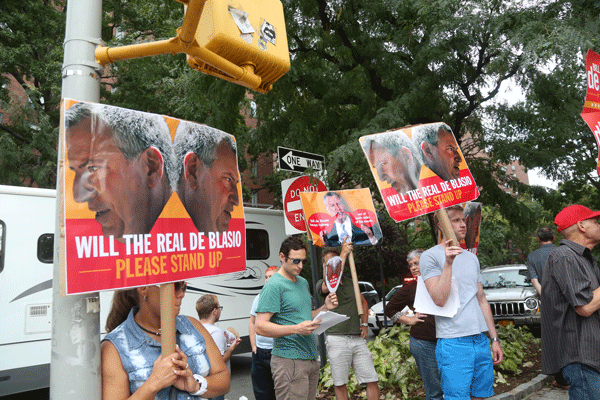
[[511, 165, 516, 171], [251, 160, 258, 176], [251, 190, 258, 206]]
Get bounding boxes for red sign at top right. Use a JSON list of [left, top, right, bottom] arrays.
[[580, 49, 600, 175], [359, 122, 479, 222]]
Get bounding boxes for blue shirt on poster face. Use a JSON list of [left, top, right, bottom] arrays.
[[419, 245, 488, 339], [255, 273, 318, 360], [103, 307, 211, 399]]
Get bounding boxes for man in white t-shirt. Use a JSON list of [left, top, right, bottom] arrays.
[[249, 266, 279, 400], [420, 205, 503, 400], [197, 294, 241, 400]]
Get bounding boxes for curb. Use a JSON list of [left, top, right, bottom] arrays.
[[489, 374, 553, 400]]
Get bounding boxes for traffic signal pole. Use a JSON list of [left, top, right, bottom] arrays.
[[51, 0, 102, 398]]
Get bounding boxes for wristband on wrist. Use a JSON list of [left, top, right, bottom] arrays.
[[491, 337, 500, 343], [190, 374, 208, 396], [360, 322, 368, 327]]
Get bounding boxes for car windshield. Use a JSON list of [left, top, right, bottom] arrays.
[[385, 286, 401, 301], [481, 269, 531, 289]]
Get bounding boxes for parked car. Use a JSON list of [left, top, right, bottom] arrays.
[[481, 264, 540, 327], [358, 281, 380, 308], [367, 284, 403, 334]]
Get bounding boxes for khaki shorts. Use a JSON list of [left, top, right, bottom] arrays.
[[326, 334, 379, 386], [271, 355, 320, 400]]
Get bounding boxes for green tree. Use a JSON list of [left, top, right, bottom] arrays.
[[0, 0, 66, 187]]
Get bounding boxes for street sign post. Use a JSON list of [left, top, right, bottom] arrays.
[[277, 146, 325, 173], [281, 176, 327, 235]]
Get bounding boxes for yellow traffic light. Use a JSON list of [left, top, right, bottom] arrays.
[[95, 0, 290, 93], [186, 0, 290, 93]]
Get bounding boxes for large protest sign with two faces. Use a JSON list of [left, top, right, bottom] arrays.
[[61, 99, 246, 294], [360, 122, 479, 222]]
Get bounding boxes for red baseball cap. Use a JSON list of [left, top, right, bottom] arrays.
[[554, 205, 600, 232]]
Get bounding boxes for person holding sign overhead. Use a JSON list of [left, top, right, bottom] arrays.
[[316, 241, 380, 400], [101, 281, 230, 400], [420, 205, 503, 400], [320, 192, 382, 247]]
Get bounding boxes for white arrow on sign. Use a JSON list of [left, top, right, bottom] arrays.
[[281, 151, 323, 171]]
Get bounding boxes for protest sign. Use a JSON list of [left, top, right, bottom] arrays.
[[300, 188, 382, 248], [359, 122, 479, 222], [61, 99, 246, 295], [580, 49, 600, 175]]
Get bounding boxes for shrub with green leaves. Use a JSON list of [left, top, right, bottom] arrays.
[[495, 324, 540, 376], [318, 324, 539, 398]]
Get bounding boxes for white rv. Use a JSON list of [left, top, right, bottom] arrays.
[[0, 185, 286, 396]]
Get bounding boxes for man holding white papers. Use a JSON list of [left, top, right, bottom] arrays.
[[316, 241, 380, 400], [420, 205, 503, 400], [255, 236, 338, 400]]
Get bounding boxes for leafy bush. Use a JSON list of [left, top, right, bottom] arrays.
[[495, 324, 540, 376], [318, 324, 539, 398]]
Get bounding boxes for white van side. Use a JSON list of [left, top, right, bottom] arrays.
[[0, 185, 285, 396]]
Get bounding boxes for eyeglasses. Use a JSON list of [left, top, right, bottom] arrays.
[[216, 306, 224, 310], [289, 258, 308, 265]]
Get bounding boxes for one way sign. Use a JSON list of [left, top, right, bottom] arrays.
[[277, 146, 325, 173]]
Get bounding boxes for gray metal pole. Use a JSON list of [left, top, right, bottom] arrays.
[[51, 0, 102, 398]]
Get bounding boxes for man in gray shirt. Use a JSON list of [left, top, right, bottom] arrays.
[[526, 226, 556, 295], [420, 205, 503, 399], [542, 205, 600, 400]]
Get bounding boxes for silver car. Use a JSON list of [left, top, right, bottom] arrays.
[[481, 264, 540, 327]]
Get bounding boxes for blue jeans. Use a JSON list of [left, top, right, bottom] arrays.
[[251, 347, 276, 400], [562, 363, 600, 400], [410, 336, 443, 400]]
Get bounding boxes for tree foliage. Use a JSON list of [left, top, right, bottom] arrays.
[[4, 0, 600, 274]]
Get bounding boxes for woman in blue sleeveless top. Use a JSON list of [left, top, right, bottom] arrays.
[[101, 282, 230, 400]]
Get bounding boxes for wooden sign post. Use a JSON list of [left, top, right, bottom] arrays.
[[348, 251, 363, 315], [435, 209, 459, 246], [160, 283, 176, 356]]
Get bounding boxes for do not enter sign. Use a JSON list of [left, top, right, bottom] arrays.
[[281, 175, 327, 235]]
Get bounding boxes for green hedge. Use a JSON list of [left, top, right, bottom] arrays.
[[318, 324, 539, 399]]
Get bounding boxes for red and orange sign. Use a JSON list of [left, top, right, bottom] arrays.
[[580, 49, 600, 175], [61, 99, 246, 295], [300, 188, 382, 248], [359, 122, 479, 222]]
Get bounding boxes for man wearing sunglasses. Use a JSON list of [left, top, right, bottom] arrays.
[[255, 236, 339, 400]]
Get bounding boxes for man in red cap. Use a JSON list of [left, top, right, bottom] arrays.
[[541, 204, 600, 400]]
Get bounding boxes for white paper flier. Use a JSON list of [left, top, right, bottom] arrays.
[[413, 275, 460, 318]]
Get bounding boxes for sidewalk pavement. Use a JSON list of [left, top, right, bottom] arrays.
[[489, 374, 569, 400]]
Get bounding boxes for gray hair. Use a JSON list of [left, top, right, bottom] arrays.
[[64, 101, 177, 188], [173, 120, 237, 188], [411, 122, 453, 158], [463, 201, 481, 217], [361, 130, 423, 165], [323, 191, 341, 206], [407, 249, 424, 262]]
